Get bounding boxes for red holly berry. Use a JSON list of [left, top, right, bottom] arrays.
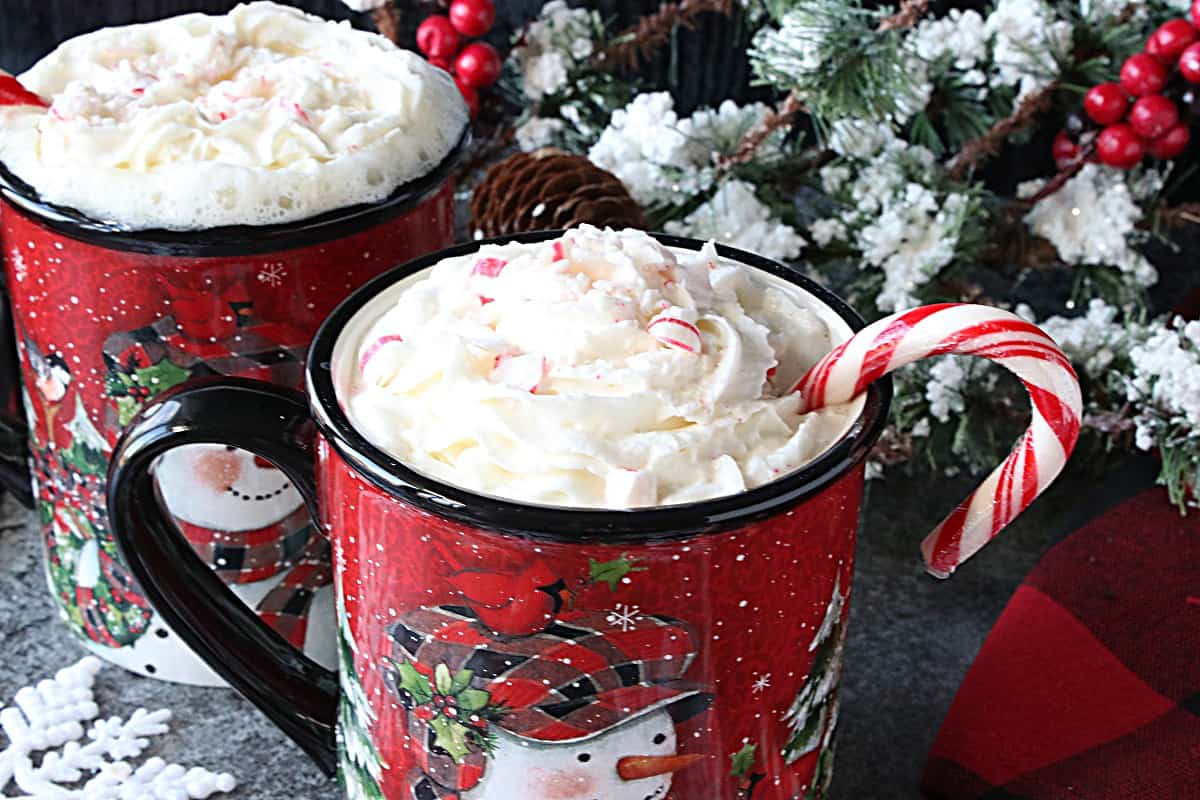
[[449, 0, 496, 37], [1120, 53, 1169, 96], [415, 706, 434, 722], [1052, 131, 1080, 166], [1096, 123, 1146, 168], [416, 15, 460, 59], [1084, 82, 1128, 125], [454, 42, 502, 89], [444, 706, 458, 718], [1147, 123, 1191, 158], [1181, 41, 1200, 82], [1146, 19, 1198, 64], [428, 55, 452, 72], [455, 77, 480, 117], [1193, 0, 1200, 29], [1129, 95, 1180, 139]]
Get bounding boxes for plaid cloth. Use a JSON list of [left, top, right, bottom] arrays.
[[178, 509, 330, 648], [102, 313, 308, 432], [386, 605, 711, 796], [923, 487, 1200, 799]]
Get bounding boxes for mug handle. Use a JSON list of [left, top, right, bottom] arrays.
[[107, 376, 339, 775]]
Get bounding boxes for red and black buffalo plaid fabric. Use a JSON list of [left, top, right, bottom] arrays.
[[923, 487, 1200, 799], [386, 605, 712, 797]]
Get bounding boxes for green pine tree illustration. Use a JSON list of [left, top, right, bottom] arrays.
[[336, 599, 386, 800]]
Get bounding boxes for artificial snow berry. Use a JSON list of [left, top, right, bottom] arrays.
[[1147, 123, 1191, 158], [1053, 131, 1080, 167], [1084, 82, 1128, 125], [1180, 41, 1200, 82], [1147, 20, 1198, 64], [1096, 123, 1146, 168], [1121, 53, 1169, 96], [455, 77, 480, 116], [1129, 95, 1180, 139], [455, 42, 502, 88], [449, 0, 496, 37], [416, 15, 460, 59]]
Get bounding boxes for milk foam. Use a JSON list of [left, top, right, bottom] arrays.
[[336, 227, 861, 509], [0, 2, 468, 231]]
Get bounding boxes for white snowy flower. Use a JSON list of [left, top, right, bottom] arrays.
[[1021, 164, 1156, 286], [515, 116, 566, 151], [1127, 319, 1200, 450], [589, 94, 786, 209], [340, 0, 388, 10], [512, 1, 602, 101], [908, 9, 989, 70], [925, 357, 969, 422], [1039, 298, 1125, 374], [986, 0, 1073, 107], [663, 180, 807, 261], [809, 218, 847, 247], [827, 119, 894, 159], [861, 185, 966, 311], [820, 164, 851, 195]]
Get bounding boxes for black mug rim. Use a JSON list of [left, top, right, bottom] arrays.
[[0, 127, 470, 258], [306, 230, 892, 543]]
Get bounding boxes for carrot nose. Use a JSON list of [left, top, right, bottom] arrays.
[[616, 753, 707, 781], [252, 455, 278, 470]]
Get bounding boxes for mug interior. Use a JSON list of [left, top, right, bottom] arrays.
[[307, 232, 892, 542]]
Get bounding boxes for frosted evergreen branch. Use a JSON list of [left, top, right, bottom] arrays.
[[948, 82, 1058, 180], [594, 0, 734, 72], [716, 90, 807, 170], [877, 0, 929, 31]]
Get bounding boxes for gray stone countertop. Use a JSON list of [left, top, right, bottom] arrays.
[[0, 457, 1153, 799]]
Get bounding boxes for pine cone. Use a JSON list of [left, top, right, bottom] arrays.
[[470, 150, 647, 238]]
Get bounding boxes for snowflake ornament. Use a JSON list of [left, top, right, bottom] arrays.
[[605, 603, 642, 632], [256, 264, 287, 288], [0, 657, 237, 799]]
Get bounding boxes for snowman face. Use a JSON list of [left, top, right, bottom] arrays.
[[463, 710, 681, 800], [154, 443, 302, 532]]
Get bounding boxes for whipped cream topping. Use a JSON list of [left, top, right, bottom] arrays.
[[0, 2, 467, 230], [340, 227, 857, 509]]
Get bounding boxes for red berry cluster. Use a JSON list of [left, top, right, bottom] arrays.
[[1058, 7, 1200, 169], [416, 0, 500, 117]]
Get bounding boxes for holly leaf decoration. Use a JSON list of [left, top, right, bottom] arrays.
[[434, 663, 453, 695], [457, 688, 491, 712], [116, 397, 141, 427], [134, 359, 190, 394], [730, 742, 757, 778], [397, 660, 434, 705], [588, 553, 647, 591], [60, 440, 107, 477], [429, 713, 473, 764], [450, 668, 474, 695]]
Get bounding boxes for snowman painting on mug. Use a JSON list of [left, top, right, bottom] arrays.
[[382, 603, 712, 800]]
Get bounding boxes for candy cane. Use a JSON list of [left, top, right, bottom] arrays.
[[0, 70, 48, 108], [793, 303, 1082, 578]]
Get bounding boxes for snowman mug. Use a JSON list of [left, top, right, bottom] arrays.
[[0, 130, 464, 686], [107, 232, 1075, 800]]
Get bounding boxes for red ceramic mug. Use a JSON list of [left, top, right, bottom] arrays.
[[108, 232, 890, 800], [0, 136, 463, 685]]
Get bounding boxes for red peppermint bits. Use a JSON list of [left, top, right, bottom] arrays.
[[471, 257, 507, 277], [1121, 53, 1169, 96], [1084, 82, 1128, 125]]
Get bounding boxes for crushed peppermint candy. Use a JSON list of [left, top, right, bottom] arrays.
[[359, 334, 405, 373], [471, 257, 508, 278], [647, 308, 702, 354]]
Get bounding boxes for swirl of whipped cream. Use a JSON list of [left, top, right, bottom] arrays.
[[0, 2, 467, 230], [343, 227, 856, 509]]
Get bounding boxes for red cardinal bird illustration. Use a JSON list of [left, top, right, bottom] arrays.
[[445, 559, 573, 637], [156, 272, 252, 342]]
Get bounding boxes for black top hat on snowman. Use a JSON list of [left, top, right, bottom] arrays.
[[384, 603, 713, 799]]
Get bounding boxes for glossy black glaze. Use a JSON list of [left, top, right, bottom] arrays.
[[0, 127, 469, 257], [106, 378, 338, 775], [306, 231, 893, 544]]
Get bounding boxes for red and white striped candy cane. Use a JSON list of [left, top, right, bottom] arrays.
[[793, 303, 1082, 578], [0, 70, 48, 108]]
